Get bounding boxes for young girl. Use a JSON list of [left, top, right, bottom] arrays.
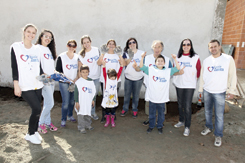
[[11, 24, 43, 144], [101, 58, 123, 127], [139, 52, 180, 134], [75, 65, 96, 134], [36, 29, 58, 134], [56, 40, 79, 127]]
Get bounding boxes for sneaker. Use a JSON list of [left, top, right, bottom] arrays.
[[147, 127, 153, 133], [61, 120, 66, 127], [25, 134, 41, 144], [174, 121, 184, 128], [143, 120, 149, 126], [87, 126, 94, 131], [80, 129, 86, 134], [158, 128, 163, 134], [38, 124, 47, 134], [120, 110, 127, 116], [67, 116, 77, 122], [201, 127, 212, 136], [91, 114, 99, 120], [46, 123, 58, 131], [214, 136, 222, 147], [183, 127, 190, 136], [35, 132, 43, 141], [132, 111, 138, 118]]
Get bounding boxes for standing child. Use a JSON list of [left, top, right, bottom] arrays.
[[101, 58, 123, 127], [138, 52, 180, 134], [74, 65, 96, 134]]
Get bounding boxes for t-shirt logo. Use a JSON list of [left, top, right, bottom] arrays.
[[87, 56, 99, 63], [82, 87, 92, 93], [20, 54, 29, 62], [104, 58, 118, 63], [109, 85, 116, 90], [152, 76, 167, 82], [44, 54, 53, 60], [131, 58, 140, 63], [66, 64, 78, 70], [179, 62, 192, 67], [207, 66, 224, 72]]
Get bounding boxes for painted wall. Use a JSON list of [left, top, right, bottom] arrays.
[[0, 0, 226, 101]]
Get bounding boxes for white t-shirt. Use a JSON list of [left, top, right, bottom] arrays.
[[11, 42, 43, 91], [38, 44, 55, 76], [59, 52, 79, 80], [124, 49, 144, 80], [78, 46, 100, 80], [75, 77, 96, 116], [202, 53, 231, 93], [172, 54, 199, 88], [99, 53, 121, 82], [101, 77, 118, 108]]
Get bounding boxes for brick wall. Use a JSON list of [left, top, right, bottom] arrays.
[[222, 0, 245, 69]]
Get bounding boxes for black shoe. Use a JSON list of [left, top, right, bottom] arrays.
[[158, 128, 163, 134], [100, 117, 105, 123], [143, 120, 149, 126], [147, 127, 153, 133]]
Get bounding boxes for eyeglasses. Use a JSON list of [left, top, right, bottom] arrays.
[[68, 44, 76, 48], [128, 41, 136, 45], [183, 44, 191, 47], [43, 35, 53, 41]]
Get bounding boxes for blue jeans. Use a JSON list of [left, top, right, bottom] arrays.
[[91, 78, 100, 116], [123, 77, 143, 112], [59, 82, 75, 121], [39, 84, 55, 125], [203, 90, 226, 137], [149, 101, 165, 129]]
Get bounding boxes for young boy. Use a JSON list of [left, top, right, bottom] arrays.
[[101, 59, 123, 127], [139, 52, 180, 134], [74, 65, 96, 134]]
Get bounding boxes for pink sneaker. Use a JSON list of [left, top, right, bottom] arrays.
[[111, 115, 116, 127], [104, 115, 110, 127], [133, 111, 138, 118], [38, 124, 47, 134], [46, 123, 58, 131]]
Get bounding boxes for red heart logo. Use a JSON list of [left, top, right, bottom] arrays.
[[44, 54, 49, 59], [149, 64, 152, 67], [87, 58, 93, 63], [82, 87, 87, 92], [153, 76, 158, 82], [20, 54, 29, 62], [66, 64, 71, 70], [207, 67, 213, 72]]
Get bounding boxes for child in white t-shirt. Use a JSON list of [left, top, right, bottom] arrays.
[[101, 59, 123, 127], [74, 65, 96, 134], [139, 52, 180, 134]]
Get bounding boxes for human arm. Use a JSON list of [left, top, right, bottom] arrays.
[[117, 66, 123, 80], [196, 58, 201, 78], [11, 48, 21, 97], [132, 60, 142, 72], [97, 53, 104, 66], [226, 57, 237, 99], [171, 54, 180, 70]]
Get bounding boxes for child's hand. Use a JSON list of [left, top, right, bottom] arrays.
[[179, 66, 185, 75], [141, 52, 146, 58], [132, 60, 137, 69], [119, 58, 124, 67], [75, 102, 80, 111], [92, 101, 95, 107], [171, 54, 177, 59]]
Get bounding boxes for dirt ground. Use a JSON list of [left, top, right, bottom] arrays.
[[0, 87, 245, 163]]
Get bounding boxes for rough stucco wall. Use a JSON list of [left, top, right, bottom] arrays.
[[0, 0, 224, 101]]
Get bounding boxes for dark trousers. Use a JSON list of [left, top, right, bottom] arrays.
[[176, 87, 195, 128], [105, 107, 116, 115], [22, 89, 42, 135]]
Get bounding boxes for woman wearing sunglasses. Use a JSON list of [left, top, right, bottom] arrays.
[[56, 40, 79, 127], [78, 35, 100, 120], [120, 38, 144, 118], [36, 29, 58, 134], [172, 38, 201, 136]]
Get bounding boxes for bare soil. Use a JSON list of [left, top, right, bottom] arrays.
[[0, 87, 245, 163]]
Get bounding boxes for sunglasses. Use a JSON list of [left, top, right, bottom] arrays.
[[68, 44, 76, 48], [128, 41, 136, 45], [183, 43, 191, 47], [43, 35, 53, 41]]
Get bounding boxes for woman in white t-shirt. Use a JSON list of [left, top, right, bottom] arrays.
[[78, 35, 100, 120], [11, 24, 43, 144], [97, 39, 124, 123], [56, 40, 79, 127], [120, 38, 144, 118], [35, 29, 58, 134]]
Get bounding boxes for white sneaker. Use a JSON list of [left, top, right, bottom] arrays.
[[201, 127, 212, 136], [35, 132, 43, 141], [214, 136, 222, 147], [25, 134, 41, 144], [174, 121, 184, 128], [183, 127, 190, 136]]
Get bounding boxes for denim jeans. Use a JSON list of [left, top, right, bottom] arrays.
[[203, 90, 226, 137], [176, 87, 195, 128], [91, 78, 100, 116], [149, 101, 165, 129], [59, 82, 75, 121], [39, 84, 55, 125], [123, 77, 143, 112]]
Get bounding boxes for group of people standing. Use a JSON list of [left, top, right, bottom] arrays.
[[11, 23, 237, 147]]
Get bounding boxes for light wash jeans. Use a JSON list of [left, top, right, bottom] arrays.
[[39, 84, 55, 125], [91, 78, 100, 116], [203, 90, 226, 137], [59, 82, 75, 121]]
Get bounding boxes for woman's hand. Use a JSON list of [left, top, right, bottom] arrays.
[[14, 81, 21, 97], [102, 59, 106, 67], [92, 101, 95, 107]]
